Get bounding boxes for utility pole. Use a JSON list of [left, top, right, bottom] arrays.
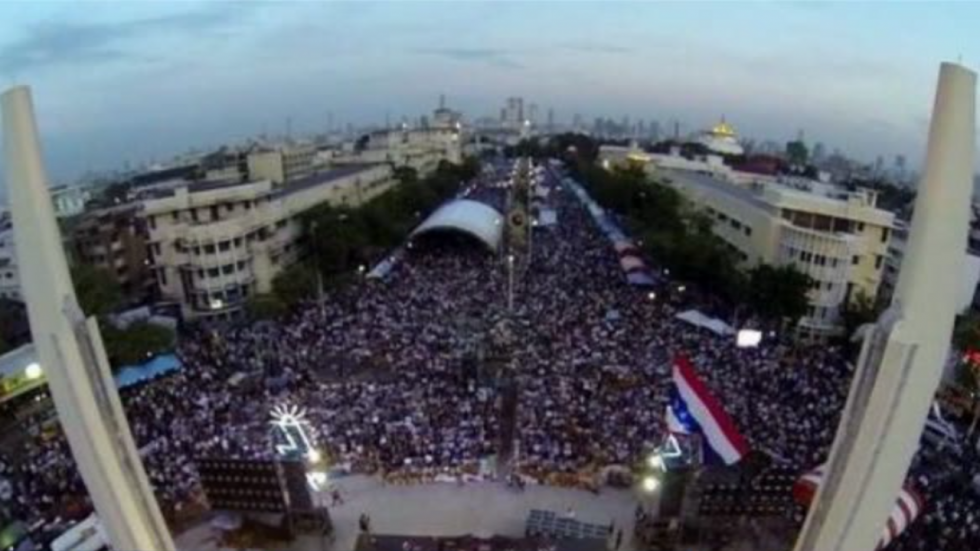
[[2, 86, 175, 551]]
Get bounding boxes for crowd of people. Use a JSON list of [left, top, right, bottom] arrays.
[[0, 158, 976, 549]]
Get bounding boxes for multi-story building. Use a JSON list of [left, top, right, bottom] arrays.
[[881, 219, 980, 313], [141, 164, 394, 320], [503, 97, 525, 130], [664, 169, 895, 339], [50, 185, 91, 218], [246, 142, 316, 185], [326, 125, 462, 177], [71, 204, 155, 306], [0, 218, 21, 301]]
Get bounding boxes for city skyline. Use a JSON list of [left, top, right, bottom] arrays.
[[0, 1, 976, 184]]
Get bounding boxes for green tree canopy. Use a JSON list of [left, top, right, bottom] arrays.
[[785, 140, 809, 166], [245, 294, 288, 320], [841, 290, 880, 340], [71, 264, 123, 318], [101, 322, 175, 368], [272, 262, 319, 307], [746, 264, 812, 326], [954, 310, 980, 352]]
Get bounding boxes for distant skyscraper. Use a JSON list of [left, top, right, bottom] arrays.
[[572, 113, 583, 131], [651, 120, 661, 142], [637, 119, 647, 139], [504, 97, 524, 128], [546, 108, 555, 131], [895, 154, 908, 181], [812, 142, 827, 163], [593, 117, 603, 136], [875, 155, 885, 175], [528, 103, 538, 125]]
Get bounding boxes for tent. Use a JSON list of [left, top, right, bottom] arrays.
[[613, 240, 639, 256], [675, 310, 735, 337], [626, 272, 657, 287], [620, 256, 646, 273], [538, 208, 558, 227]]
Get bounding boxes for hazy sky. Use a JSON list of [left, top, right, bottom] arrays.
[[0, 0, 976, 185]]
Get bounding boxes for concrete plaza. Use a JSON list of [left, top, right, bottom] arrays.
[[176, 475, 647, 551]]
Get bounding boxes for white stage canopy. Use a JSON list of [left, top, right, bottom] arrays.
[[411, 199, 504, 250]]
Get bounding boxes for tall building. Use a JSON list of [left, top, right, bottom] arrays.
[[546, 108, 555, 132], [432, 96, 462, 129], [572, 113, 583, 132], [0, 217, 21, 301], [246, 142, 316, 185], [142, 164, 394, 320], [70, 204, 155, 306], [650, 120, 661, 142], [663, 169, 894, 338], [811, 142, 827, 164], [50, 185, 91, 218], [503, 97, 524, 129]]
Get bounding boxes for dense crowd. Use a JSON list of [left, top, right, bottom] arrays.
[[0, 159, 976, 549]]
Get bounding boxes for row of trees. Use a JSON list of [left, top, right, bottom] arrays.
[[248, 158, 482, 316], [536, 133, 813, 327], [71, 264, 176, 369]]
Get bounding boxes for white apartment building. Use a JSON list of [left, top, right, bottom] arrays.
[[665, 170, 895, 339], [141, 164, 394, 320]]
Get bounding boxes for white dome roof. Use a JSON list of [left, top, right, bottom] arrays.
[[412, 199, 504, 250]]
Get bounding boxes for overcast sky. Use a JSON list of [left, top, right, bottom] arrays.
[[0, 0, 976, 185]]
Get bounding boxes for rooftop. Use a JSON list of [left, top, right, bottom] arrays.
[[664, 169, 775, 213], [272, 163, 380, 198]]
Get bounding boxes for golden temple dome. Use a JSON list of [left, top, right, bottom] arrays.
[[710, 119, 737, 138]]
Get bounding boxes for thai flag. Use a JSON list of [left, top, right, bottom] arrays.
[[666, 355, 750, 465]]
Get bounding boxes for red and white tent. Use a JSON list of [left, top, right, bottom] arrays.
[[794, 465, 925, 550]]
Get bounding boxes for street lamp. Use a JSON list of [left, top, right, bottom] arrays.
[[507, 254, 516, 312], [641, 475, 660, 493]]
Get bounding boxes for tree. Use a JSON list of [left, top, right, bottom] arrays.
[[245, 294, 288, 320], [746, 264, 812, 327], [71, 264, 123, 318], [841, 290, 879, 340], [101, 322, 175, 368], [785, 140, 809, 166], [393, 166, 419, 185], [272, 263, 319, 307], [954, 310, 980, 352]]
